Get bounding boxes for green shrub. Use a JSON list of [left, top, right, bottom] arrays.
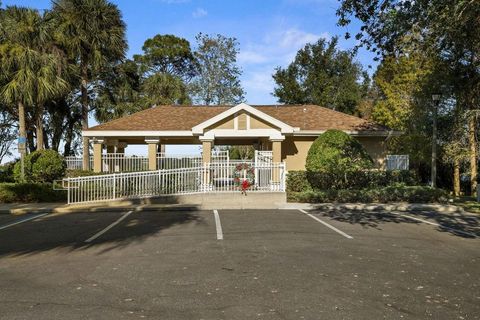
[[14, 150, 66, 183], [285, 171, 312, 192], [0, 161, 16, 183], [65, 169, 104, 178], [287, 170, 419, 191], [287, 186, 448, 203], [0, 183, 66, 203], [306, 129, 373, 174]]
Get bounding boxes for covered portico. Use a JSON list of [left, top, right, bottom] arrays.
[[81, 103, 395, 174], [83, 103, 293, 173]]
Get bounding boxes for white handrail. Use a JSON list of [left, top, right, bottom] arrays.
[[65, 162, 285, 204]]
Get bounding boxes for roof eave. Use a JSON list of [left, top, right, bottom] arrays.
[[82, 130, 193, 137], [293, 130, 402, 137]]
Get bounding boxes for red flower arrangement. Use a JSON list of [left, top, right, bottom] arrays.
[[241, 179, 250, 195]]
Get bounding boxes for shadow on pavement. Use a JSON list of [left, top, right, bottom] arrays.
[[310, 208, 479, 239], [0, 207, 204, 257]]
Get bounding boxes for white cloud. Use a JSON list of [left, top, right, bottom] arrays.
[[266, 28, 330, 50], [243, 71, 274, 92], [238, 51, 268, 64], [192, 8, 208, 18], [239, 27, 331, 103]]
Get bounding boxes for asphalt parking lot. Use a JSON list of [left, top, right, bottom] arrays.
[[0, 208, 478, 320]]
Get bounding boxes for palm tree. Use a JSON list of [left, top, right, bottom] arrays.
[[52, 0, 127, 170], [0, 7, 68, 170]]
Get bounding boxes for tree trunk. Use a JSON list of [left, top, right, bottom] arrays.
[[81, 61, 90, 170], [431, 101, 438, 188], [18, 101, 27, 181], [468, 114, 477, 196], [64, 119, 75, 156], [453, 158, 461, 197], [35, 104, 44, 151], [43, 127, 49, 149], [27, 130, 35, 153], [18, 102, 26, 148]]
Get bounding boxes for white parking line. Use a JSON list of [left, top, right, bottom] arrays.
[[213, 210, 223, 240], [299, 209, 353, 239], [85, 210, 133, 243], [393, 212, 477, 238], [0, 213, 49, 231]]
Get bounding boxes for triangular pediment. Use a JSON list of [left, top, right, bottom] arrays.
[[192, 103, 295, 134]]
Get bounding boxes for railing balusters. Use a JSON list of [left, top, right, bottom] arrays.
[[65, 161, 285, 204]]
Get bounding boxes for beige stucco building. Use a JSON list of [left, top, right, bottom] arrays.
[[83, 103, 397, 172]]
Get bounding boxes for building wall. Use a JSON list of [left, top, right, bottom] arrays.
[[250, 115, 275, 129], [207, 116, 234, 130], [282, 136, 316, 171], [282, 135, 386, 171], [355, 136, 386, 168]]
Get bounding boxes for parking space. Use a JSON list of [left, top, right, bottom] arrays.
[[0, 208, 478, 319]]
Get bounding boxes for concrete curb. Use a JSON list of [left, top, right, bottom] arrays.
[[281, 202, 466, 214], [0, 204, 200, 215]]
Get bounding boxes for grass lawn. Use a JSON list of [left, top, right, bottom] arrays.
[[454, 196, 480, 214]]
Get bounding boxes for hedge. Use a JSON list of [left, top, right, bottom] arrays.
[[0, 183, 66, 203], [287, 170, 419, 192], [0, 162, 16, 183], [65, 169, 106, 178], [288, 185, 448, 203]]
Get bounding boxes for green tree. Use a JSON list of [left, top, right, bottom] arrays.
[[337, 0, 480, 194], [370, 45, 454, 186], [52, 0, 127, 169], [0, 110, 16, 163], [0, 6, 68, 181], [141, 73, 191, 106], [95, 59, 142, 123], [190, 33, 245, 105], [273, 37, 368, 114], [134, 34, 197, 82], [371, 53, 435, 131], [443, 113, 470, 196]]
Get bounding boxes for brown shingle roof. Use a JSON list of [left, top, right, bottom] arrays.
[[87, 105, 388, 132]]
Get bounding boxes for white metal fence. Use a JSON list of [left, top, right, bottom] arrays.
[[386, 155, 409, 171], [156, 153, 203, 170], [64, 162, 285, 204], [65, 156, 93, 170], [102, 154, 149, 172], [66, 151, 230, 172]]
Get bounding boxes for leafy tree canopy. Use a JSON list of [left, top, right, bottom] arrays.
[[95, 59, 142, 123], [133, 34, 197, 82], [190, 33, 245, 105], [272, 37, 369, 115]]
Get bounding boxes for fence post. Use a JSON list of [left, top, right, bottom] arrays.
[[67, 177, 70, 204], [158, 169, 161, 195], [113, 173, 116, 200]]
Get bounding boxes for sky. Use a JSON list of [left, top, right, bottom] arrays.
[[2, 0, 376, 158]]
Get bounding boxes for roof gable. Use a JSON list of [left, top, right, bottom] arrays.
[[191, 103, 295, 134]]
